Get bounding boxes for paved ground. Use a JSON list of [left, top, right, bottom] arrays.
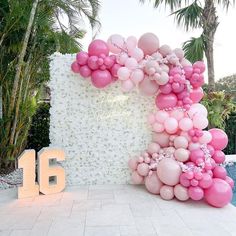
[[0, 185, 236, 236]]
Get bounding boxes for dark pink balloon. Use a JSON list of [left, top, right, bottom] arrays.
[[155, 93, 177, 110], [212, 150, 225, 164], [190, 149, 205, 163], [79, 65, 91, 78], [110, 64, 121, 79], [188, 186, 204, 201], [207, 145, 215, 156], [71, 61, 80, 73], [87, 56, 99, 70], [159, 83, 172, 94], [183, 66, 193, 78], [76, 51, 89, 65], [209, 128, 228, 150], [91, 69, 112, 88], [190, 87, 204, 103], [225, 176, 234, 189], [213, 166, 227, 180], [104, 56, 115, 68], [204, 178, 233, 208], [199, 173, 213, 189], [88, 39, 109, 57]]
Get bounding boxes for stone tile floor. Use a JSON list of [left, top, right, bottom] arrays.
[[1, 185, 236, 236]]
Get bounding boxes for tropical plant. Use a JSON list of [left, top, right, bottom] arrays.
[[0, 0, 100, 168], [201, 91, 236, 129], [140, 0, 235, 91]]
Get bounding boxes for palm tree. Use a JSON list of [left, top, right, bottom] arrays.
[[140, 0, 235, 91], [0, 0, 100, 168]]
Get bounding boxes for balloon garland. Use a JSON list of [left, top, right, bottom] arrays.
[[71, 32, 233, 208]]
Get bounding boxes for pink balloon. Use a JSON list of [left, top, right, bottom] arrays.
[[190, 149, 205, 163], [170, 109, 184, 121], [138, 32, 159, 55], [152, 132, 170, 147], [190, 87, 204, 103], [137, 163, 149, 176], [199, 173, 213, 189], [193, 115, 208, 130], [111, 64, 121, 78], [126, 36, 137, 53], [212, 150, 225, 164], [156, 72, 169, 85], [79, 65, 91, 78], [116, 52, 129, 65], [88, 39, 109, 57], [180, 173, 191, 187], [130, 69, 144, 84], [213, 166, 227, 180], [130, 48, 144, 62], [174, 184, 189, 201], [145, 172, 163, 194], [131, 171, 144, 184], [204, 178, 232, 208], [117, 67, 131, 80], [159, 83, 172, 94], [209, 128, 228, 150], [104, 56, 115, 68], [159, 44, 172, 56], [157, 158, 182, 186], [207, 145, 215, 156], [128, 158, 138, 170], [225, 176, 234, 189], [198, 131, 212, 144], [139, 77, 159, 96], [160, 185, 174, 200], [188, 142, 201, 151], [76, 51, 89, 65], [71, 61, 80, 73], [87, 55, 99, 70], [155, 93, 178, 110], [147, 142, 160, 154], [152, 122, 165, 132], [188, 186, 204, 201], [125, 58, 138, 70], [193, 61, 205, 73], [174, 48, 184, 60], [121, 79, 135, 92], [155, 110, 169, 123], [164, 117, 178, 134], [174, 148, 190, 162], [179, 118, 193, 131], [107, 34, 125, 54], [91, 70, 112, 88], [174, 136, 188, 149], [188, 104, 208, 118]]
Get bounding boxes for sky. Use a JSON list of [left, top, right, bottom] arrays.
[[81, 0, 236, 80]]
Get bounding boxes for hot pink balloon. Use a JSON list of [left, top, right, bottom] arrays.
[[225, 176, 234, 189], [204, 178, 232, 208], [91, 70, 112, 88], [155, 93, 178, 110], [190, 149, 205, 163], [213, 166, 227, 180], [111, 64, 121, 78], [87, 56, 99, 70], [199, 173, 213, 189], [139, 77, 159, 96], [209, 128, 228, 150], [159, 83, 172, 94], [79, 65, 91, 78], [88, 39, 109, 56], [138, 33, 159, 55], [193, 61, 206, 73], [212, 150, 225, 164], [188, 186, 204, 201], [190, 87, 204, 103], [145, 172, 163, 194], [76, 51, 89, 65], [71, 61, 80, 73]]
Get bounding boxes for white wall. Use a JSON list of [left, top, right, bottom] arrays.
[[49, 53, 155, 185]]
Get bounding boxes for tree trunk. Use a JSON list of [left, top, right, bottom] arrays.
[[202, 0, 218, 92], [9, 0, 39, 145]]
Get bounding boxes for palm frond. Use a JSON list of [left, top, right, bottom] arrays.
[[171, 1, 203, 30], [182, 35, 205, 63], [139, 0, 184, 11], [215, 0, 235, 10]]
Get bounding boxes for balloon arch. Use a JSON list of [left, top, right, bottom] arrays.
[[71, 32, 233, 208]]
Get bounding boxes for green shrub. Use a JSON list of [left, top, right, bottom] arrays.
[[225, 113, 236, 154], [26, 103, 50, 152]]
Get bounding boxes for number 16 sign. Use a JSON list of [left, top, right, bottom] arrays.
[[18, 147, 65, 199]]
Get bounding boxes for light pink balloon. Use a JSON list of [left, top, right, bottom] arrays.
[[128, 158, 138, 170], [125, 58, 138, 70], [130, 48, 144, 62], [174, 184, 189, 201], [180, 131, 191, 142], [131, 171, 144, 184], [71, 61, 80, 73], [126, 36, 137, 53], [130, 69, 144, 84], [117, 67, 131, 80], [156, 72, 169, 85], [160, 185, 174, 200], [121, 79, 135, 92], [155, 110, 169, 123], [137, 163, 149, 176], [79, 65, 92, 78], [139, 77, 159, 96], [145, 172, 163, 194], [188, 104, 208, 118], [199, 131, 212, 144], [152, 132, 170, 147], [174, 148, 190, 162], [188, 186, 204, 201], [91, 69, 112, 88], [204, 178, 232, 208], [159, 45, 172, 56], [157, 158, 182, 186], [138, 32, 159, 55], [164, 117, 178, 134], [173, 48, 184, 60], [174, 136, 188, 149], [188, 142, 201, 151], [153, 122, 165, 132], [170, 109, 184, 121], [155, 93, 178, 110], [107, 34, 125, 54], [179, 118, 193, 131], [193, 114, 208, 129], [209, 128, 228, 150], [190, 87, 204, 103], [116, 52, 129, 65], [147, 142, 160, 154], [88, 39, 109, 56]]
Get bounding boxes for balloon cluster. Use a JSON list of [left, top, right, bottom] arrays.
[[71, 32, 233, 208]]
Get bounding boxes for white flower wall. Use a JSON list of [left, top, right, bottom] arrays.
[[49, 53, 155, 185]]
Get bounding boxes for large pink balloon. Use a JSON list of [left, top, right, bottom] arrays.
[[155, 93, 177, 110], [138, 33, 159, 55], [190, 87, 204, 103], [204, 178, 233, 208], [91, 70, 112, 88], [88, 39, 109, 56], [157, 158, 182, 186], [209, 128, 228, 150], [145, 172, 163, 194], [139, 77, 159, 96]]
